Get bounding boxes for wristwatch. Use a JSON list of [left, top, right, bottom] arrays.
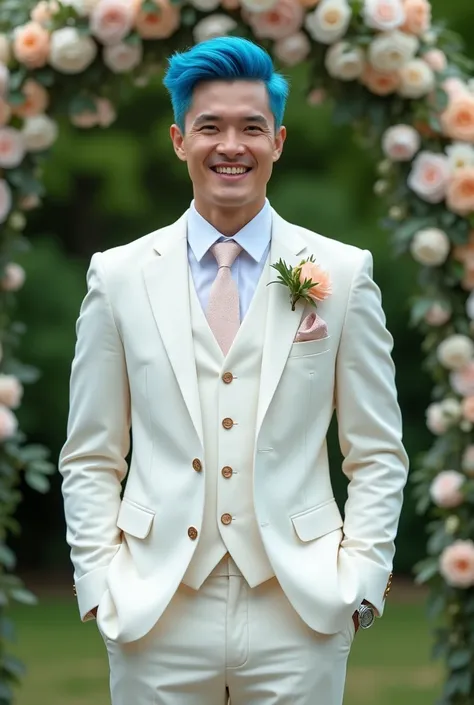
[[352, 602, 376, 632]]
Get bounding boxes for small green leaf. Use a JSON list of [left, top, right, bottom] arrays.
[[10, 588, 37, 606], [25, 471, 50, 494]]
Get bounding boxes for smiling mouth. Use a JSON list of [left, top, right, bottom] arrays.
[[210, 166, 252, 177]]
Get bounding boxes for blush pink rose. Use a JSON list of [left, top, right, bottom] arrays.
[[0, 375, 23, 409], [441, 94, 474, 143], [1, 263, 25, 291], [449, 362, 474, 397], [425, 302, 451, 326], [12, 80, 49, 119], [135, 0, 180, 39], [360, 64, 400, 96], [407, 151, 450, 203], [0, 405, 18, 440], [246, 0, 304, 40], [90, 0, 135, 46], [307, 88, 327, 105], [0, 127, 25, 168], [440, 540, 474, 588], [299, 261, 332, 302], [430, 470, 465, 508], [13, 22, 50, 69], [362, 0, 406, 32], [31, 0, 60, 24], [401, 0, 431, 35], [0, 179, 12, 224], [382, 124, 420, 161], [423, 48, 446, 73], [446, 167, 474, 216], [96, 97, 116, 127]]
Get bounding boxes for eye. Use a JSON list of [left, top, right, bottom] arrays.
[[245, 125, 263, 132], [199, 125, 217, 132]]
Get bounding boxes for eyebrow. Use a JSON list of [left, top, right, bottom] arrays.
[[192, 114, 270, 128]]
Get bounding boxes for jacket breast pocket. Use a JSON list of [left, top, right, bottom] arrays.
[[288, 336, 331, 359], [116, 497, 155, 539], [290, 498, 343, 542]]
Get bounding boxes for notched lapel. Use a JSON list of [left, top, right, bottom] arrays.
[[142, 214, 204, 447], [256, 211, 308, 439]]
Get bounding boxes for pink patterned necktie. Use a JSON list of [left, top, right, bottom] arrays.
[[206, 240, 243, 356]]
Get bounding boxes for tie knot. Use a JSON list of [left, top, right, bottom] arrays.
[[210, 240, 242, 269]]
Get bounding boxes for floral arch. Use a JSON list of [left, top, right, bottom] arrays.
[[0, 0, 473, 700]]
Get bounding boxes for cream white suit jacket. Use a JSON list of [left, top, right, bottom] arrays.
[[59, 208, 409, 644]]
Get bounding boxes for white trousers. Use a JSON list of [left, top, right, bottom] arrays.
[[101, 555, 355, 705]]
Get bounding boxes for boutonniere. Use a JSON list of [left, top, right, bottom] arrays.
[[268, 255, 332, 311]]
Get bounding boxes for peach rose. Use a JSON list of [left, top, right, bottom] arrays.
[[362, 0, 405, 32], [246, 0, 304, 40], [441, 94, 474, 143], [31, 0, 60, 24], [0, 375, 23, 409], [1, 263, 25, 291], [0, 406, 18, 440], [407, 151, 450, 203], [440, 540, 474, 588], [430, 470, 465, 508], [401, 0, 430, 35], [0, 180, 12, 224], [298, 261, 332, 302], [423, 48, 446, 73], [13, 22, 50, 69], [446, 167, 474, 216], [90, 0, 135, 46], [135, 0, 180, 39], [12, 80, 49, 119], [360, 64, 400, 96], [462, 396, 474, 422], [0, 127, 25, 168], [0, 99, 11, 128]]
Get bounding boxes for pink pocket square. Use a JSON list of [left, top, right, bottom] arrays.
[[294, 312, 328, 343]]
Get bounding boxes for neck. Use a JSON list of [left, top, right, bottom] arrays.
[[193, 198, 266, 236]]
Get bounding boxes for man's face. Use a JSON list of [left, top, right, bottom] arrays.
[[170, 80, 286, 212]]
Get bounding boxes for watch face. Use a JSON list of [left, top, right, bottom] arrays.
[[359, 606, 375, 629]]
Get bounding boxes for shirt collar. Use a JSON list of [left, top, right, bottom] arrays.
[[187, 199, 271, 264]]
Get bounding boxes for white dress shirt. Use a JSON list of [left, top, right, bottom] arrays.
[[187, 199, 272, 322]]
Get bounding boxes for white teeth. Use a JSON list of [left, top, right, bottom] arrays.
[[214, 166, 248, 175]]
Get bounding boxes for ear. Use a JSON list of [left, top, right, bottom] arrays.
[[272, 125, 286, 162], [170, 124, 187, 162]]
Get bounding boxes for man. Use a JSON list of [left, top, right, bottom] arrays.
[[59, 36, 409, 705]]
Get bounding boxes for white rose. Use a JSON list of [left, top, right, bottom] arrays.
[[305, 0, 352, 45], [368, 30, 418, 72], [439, 398, 462, 424], [446, 142, 474, 171], [273, 32, 311, 67], [408, 151, 450, 204], [398, 58, 435, 99], [410, 227, 450, 267], [426, 402, 448, 435], [382, 124, 420, 161], [49, 27, 97, 74], [362, 0, 405, 31], [189, 0, 220, 11], [22, 114, 58, 152], [193, 15, 238, 44], [0, 35, 10, 65], [437, 335, 474, 371], [324, 41, 364, 80], [103, 42, 143, 73]]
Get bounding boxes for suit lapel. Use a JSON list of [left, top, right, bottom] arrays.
[[142, 212, 204, 447], [255, 210, 308, 440]]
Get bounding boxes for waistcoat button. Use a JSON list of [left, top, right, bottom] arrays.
[[221, 513, 233, 525], [222, 417, 234, 430], [188, 526, 198, 540], [192, 458, 202, 472], [222, 372, 233, 384], [221, 466, 233, 479]]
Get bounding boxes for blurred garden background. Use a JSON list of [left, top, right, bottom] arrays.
[[5, 0, 473, 702]]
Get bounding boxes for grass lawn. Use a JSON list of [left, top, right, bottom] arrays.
[[10, 597, 442, 705]]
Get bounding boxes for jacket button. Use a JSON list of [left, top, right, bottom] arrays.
[[221, 466, 233, 479], [188, 526, 198, 540], [192, 458, 202, 472], [221, 513, 233, 525], [72, 584, 77, 596], [222, 372, 233, 384], [222, 417, 234, 430]]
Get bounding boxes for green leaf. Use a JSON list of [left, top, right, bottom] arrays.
[[414, 557, 439, 583], [68, 94, 97, 116], [10, 588, 37, 606], [0, 544, 16, 571], [24, 471, 50, 494], [448, 649, 471, 669], [2, 654, 25, 679]]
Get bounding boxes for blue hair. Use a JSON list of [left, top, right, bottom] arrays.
[[163, 36, 289, 132]]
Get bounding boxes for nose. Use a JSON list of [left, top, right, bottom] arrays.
[[216, 129, 245, 159]]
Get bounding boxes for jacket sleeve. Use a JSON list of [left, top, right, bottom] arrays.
[[59, 252, 131, 621], [335, 249, 409, 615]]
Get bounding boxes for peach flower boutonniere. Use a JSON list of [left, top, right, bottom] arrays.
[[268, 255, 332, 311]]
